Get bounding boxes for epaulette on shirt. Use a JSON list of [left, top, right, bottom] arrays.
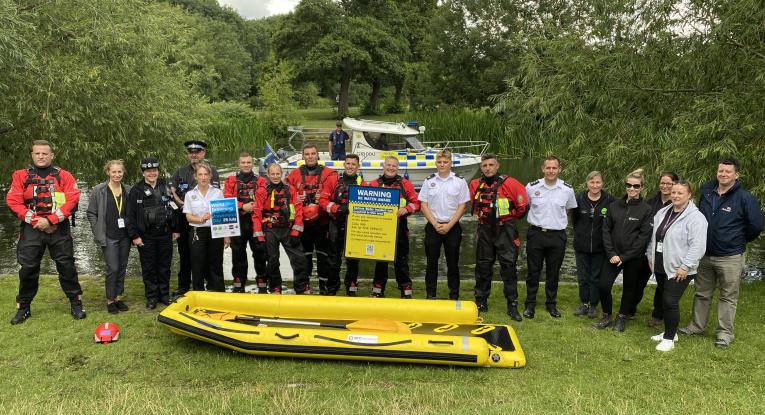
[[426, 173, 436, 180], [529, 180, 540, 186], [563, 181, 573, 188], [455, 174, 464, 179]]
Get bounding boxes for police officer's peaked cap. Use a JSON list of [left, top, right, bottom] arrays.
[[184, 140, 208, 151], [140, 156, 160, 171]]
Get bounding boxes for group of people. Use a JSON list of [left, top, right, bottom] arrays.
[[6, 139, 763, 353]]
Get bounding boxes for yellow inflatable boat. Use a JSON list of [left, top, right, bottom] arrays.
[[158, 291, 526, 368]]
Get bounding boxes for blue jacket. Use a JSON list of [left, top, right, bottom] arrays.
[[698, 179, 763, 256]]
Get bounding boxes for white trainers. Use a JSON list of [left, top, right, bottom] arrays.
[[656, 339, 675, 352], [651, 332, 679, 342]]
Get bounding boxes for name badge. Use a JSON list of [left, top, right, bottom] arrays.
[[117, 218, 125, 229], [169, 201, 179, 210], [656, 242, 663, 253]]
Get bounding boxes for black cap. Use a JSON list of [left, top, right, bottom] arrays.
[[184, 140, 207, 152], [140, 156, 160, 171]]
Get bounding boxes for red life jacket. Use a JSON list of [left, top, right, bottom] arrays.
[[472, 175, 509, 222], [299, 165, 325, 205], [235, 172, 257, 205], [23, 166, 63, 217], [375, 174, 409, 208], [335, 174, 362, 205], [262, 183, 294, 227]]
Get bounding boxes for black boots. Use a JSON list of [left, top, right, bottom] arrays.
[[507, 303, 522, 322], [70, 299, 86, 320], [11, 306, 31, 325]]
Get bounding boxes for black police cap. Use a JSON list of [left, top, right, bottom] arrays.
[[184, 140, 208, 151], [140, 156, 160, 171]]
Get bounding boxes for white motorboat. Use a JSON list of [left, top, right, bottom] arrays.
[[261, 118, 489, 187]]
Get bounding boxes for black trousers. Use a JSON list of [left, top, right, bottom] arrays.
[[301, 223, 330, 293], [658, 271, 693, 339], [102, 236, 130, 301], [138, 233, 173, 301], [16, 221, 82, 306], [189, 227, 225, 292], [327, 218, 359, 294], [630, 260, 653, 315], [229, 217, 266, 289], [599, 256, 647, 315], [474, 221, 520, 305], [652, 268, 666, 320], [424, 222, 462, 299], [574, 251, 605, 306], [175, 215, 192, 292], [525, 227, 566, 307], [264, 226, 310, 292], [373, 220, 412, 295]]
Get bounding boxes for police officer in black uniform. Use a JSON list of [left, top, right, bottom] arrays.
[[170, 140, 220, 296], [126, 157, 180, 309]]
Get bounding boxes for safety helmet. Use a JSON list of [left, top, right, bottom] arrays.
[[94, 322, 121, 344], [303, 203, 322, 223]]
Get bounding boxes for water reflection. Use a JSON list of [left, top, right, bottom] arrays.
[[0, 152, 761, 287]]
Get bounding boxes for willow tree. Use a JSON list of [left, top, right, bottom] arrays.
[[492, 0, 765, 200], [0, 0, 208, 181]]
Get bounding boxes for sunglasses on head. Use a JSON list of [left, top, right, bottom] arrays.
[[625, 183, 642, 189]]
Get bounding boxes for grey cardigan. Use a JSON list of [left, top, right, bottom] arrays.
[[86, 181, 131, 247], [646, 201, 708, 279]]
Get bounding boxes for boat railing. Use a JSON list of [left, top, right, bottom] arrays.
[[420, 140, 490, 155]]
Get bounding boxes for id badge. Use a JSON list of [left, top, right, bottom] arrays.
[[169, 201, 179, 210], [117, 218, 125, 229], [656, 242, 663, 253]]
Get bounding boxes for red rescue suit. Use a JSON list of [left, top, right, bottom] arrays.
[[318, 173, 367, 295], [253, 182, 309, 293], [286, 164, 337, 294], [369, 175, 420, 298], [6, 166, 82, 306], [469, 174, 528, 309], [224, 172, 268, 292]]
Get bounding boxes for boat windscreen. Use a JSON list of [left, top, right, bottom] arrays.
[[404, 136, 425, 150]]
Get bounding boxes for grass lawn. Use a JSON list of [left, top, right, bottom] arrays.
[[1, 275, 764, 414]]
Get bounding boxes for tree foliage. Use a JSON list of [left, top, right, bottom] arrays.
[[491, 0, 765, 200], [0, 0, 208, 181]]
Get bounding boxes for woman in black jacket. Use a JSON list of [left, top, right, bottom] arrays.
[[571, 171, 614, 318], [594, 169, 654, 332]]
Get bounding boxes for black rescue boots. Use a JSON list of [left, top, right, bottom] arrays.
[[11, 306, 31, 325], [70, 299, 86, 320]]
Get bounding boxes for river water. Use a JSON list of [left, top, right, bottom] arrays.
[[0, 153, 762, 285]]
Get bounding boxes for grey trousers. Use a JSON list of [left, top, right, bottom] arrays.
[[103, 237, 131, 301], [687, 254, 745, 342]]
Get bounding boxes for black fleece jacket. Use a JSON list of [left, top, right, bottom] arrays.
[[602, 195, 654, 262]]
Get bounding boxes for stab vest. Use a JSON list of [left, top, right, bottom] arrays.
[[262, 183, 295, 226], [142, 182, 173, 230]]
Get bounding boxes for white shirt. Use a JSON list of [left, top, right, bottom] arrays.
[[183, 185, 224, 228], [526, 178, 577, 230], [418, 172, 470, 223]]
